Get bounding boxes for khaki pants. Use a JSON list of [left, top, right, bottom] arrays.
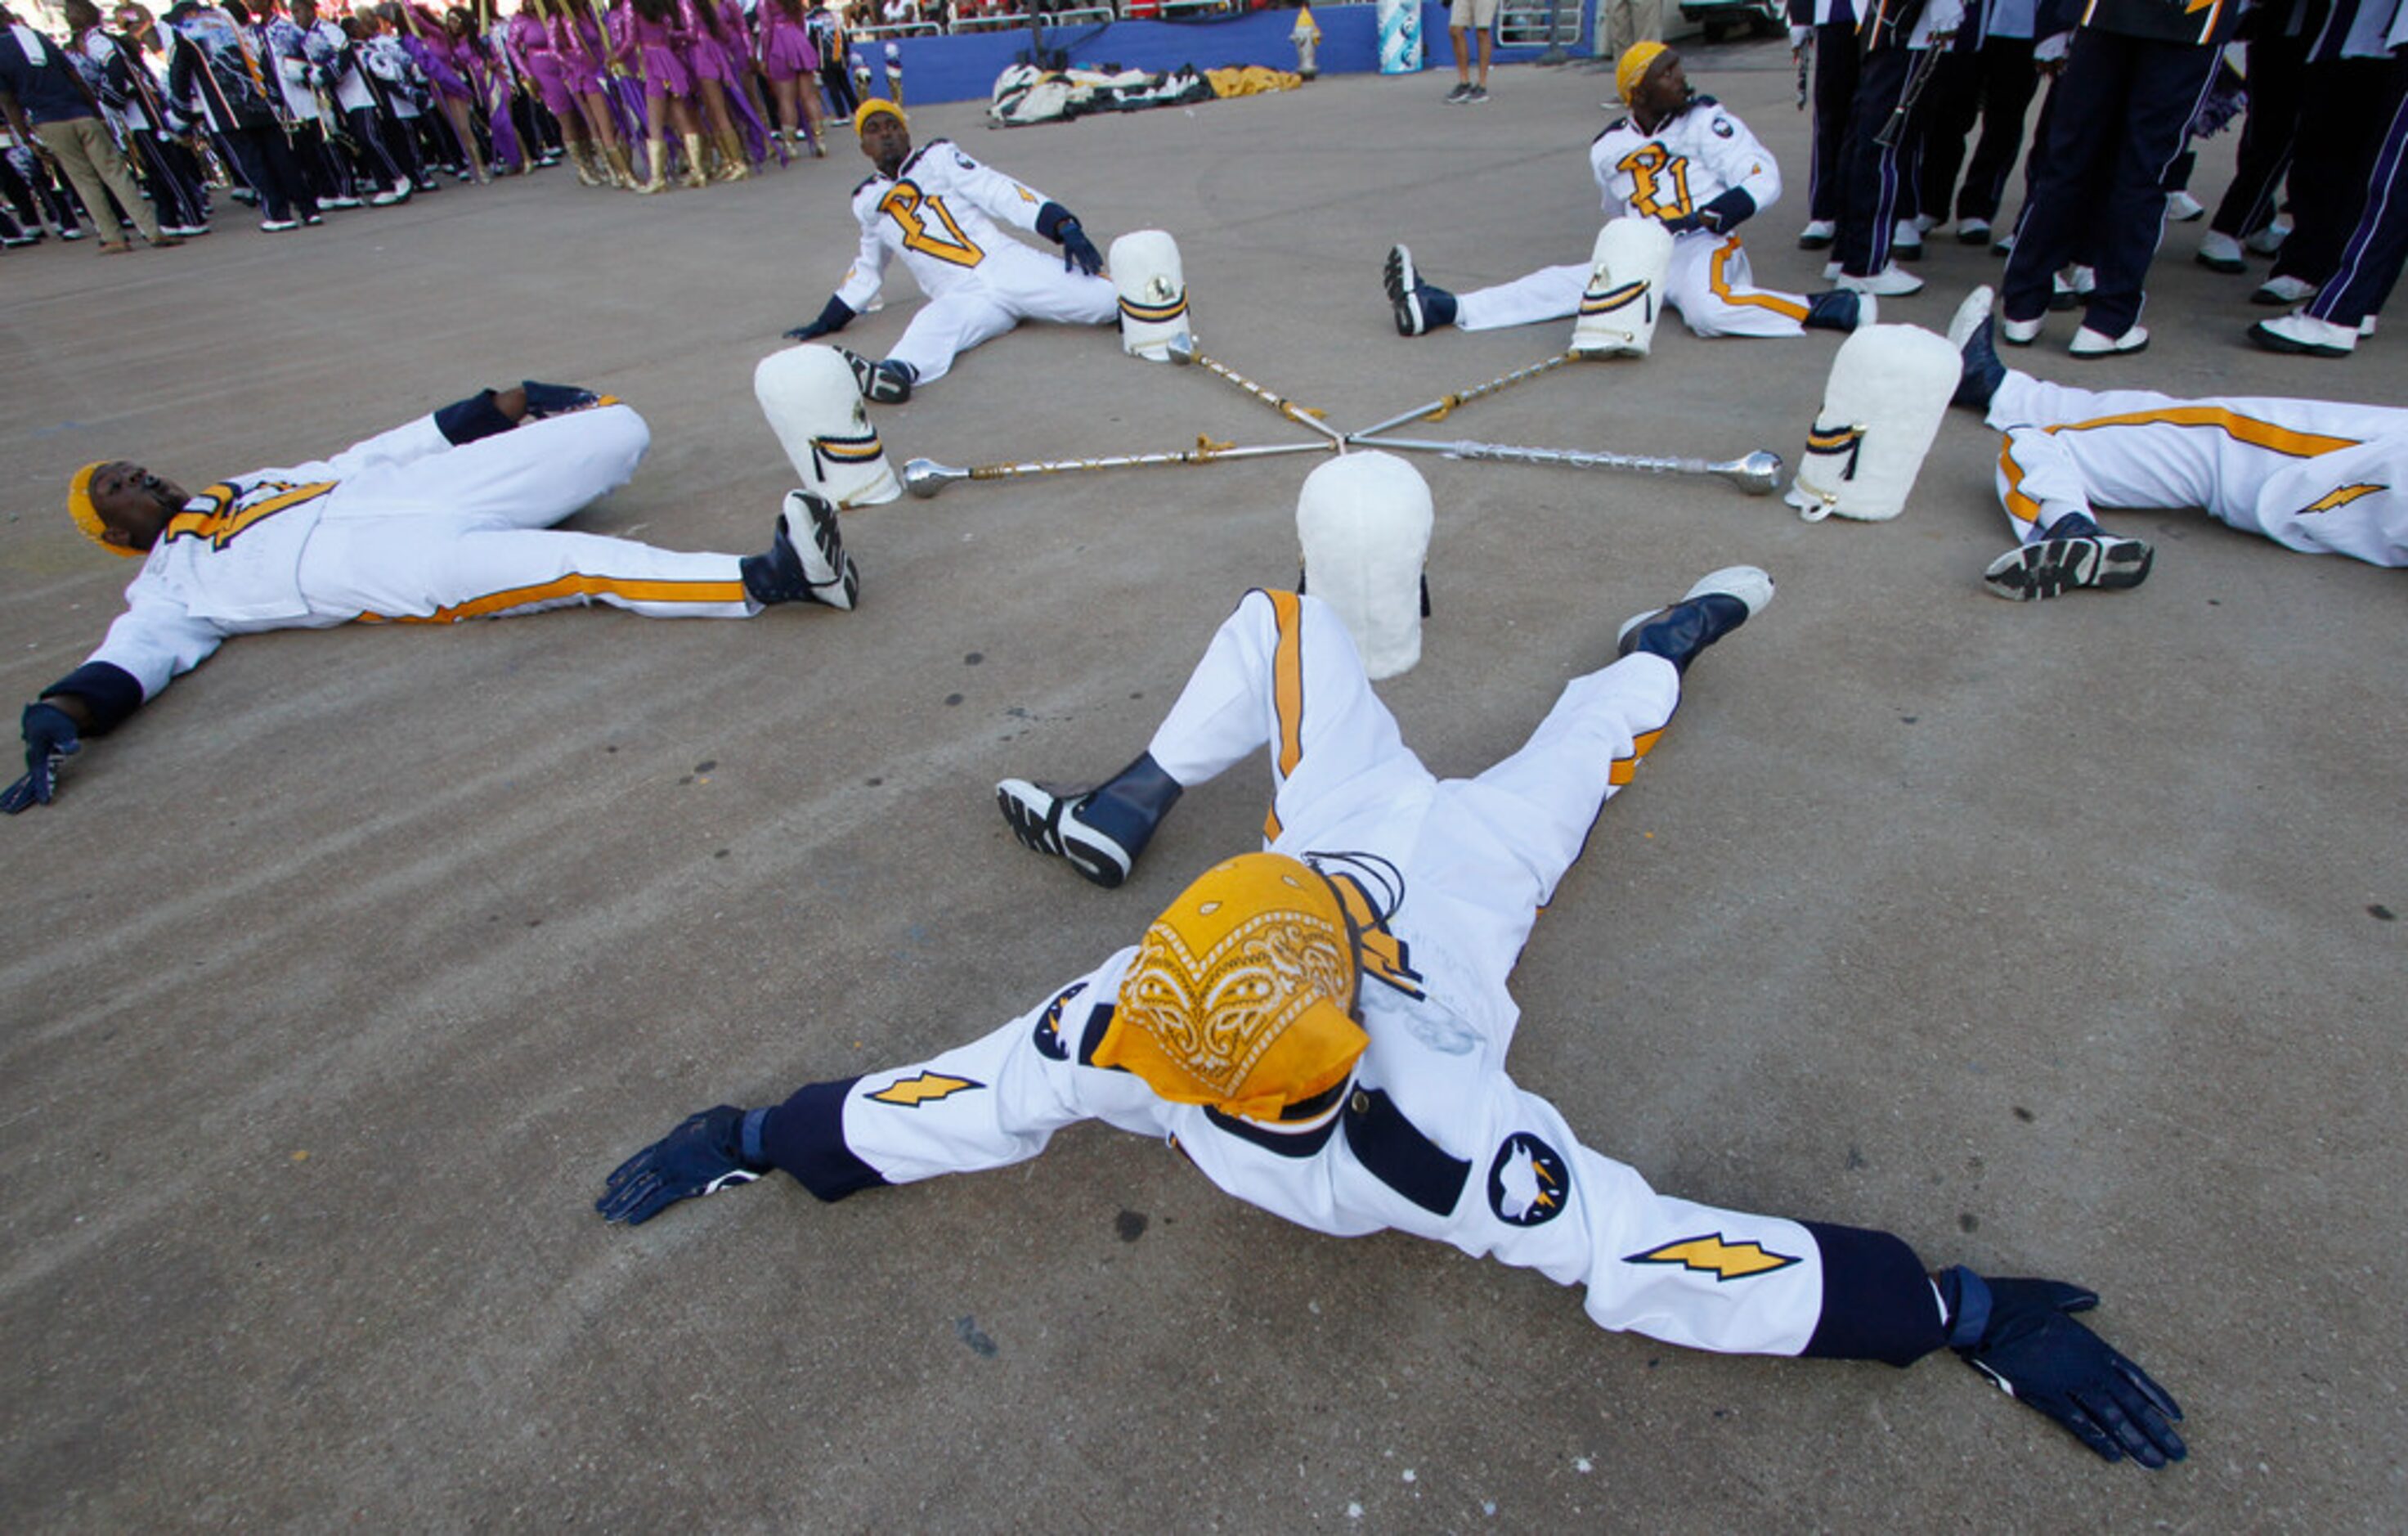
[[32, 115, 162, 249]]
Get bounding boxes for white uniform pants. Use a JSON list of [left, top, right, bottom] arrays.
[[886, 244, 1118, 385], [1143, 589, 1682, 999], [294, 405, 760, 622], [1988, 373, 2408, 566], [1454, 234, 1810, 340], [812, 591, 1885, 1358]]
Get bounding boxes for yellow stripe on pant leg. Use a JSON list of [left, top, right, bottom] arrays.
[[1607, 726, 1666, 787], [1708, 237, 1809, 322], [2052, 405, 2360, 460], [368, 572, 750, 623], [1262, 589, 1306, 843]]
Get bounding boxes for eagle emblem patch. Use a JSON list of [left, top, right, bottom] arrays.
[[1487, 1132, 1570, 1226]]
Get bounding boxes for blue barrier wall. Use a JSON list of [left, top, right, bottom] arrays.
[[867, 3, 1596, 109]]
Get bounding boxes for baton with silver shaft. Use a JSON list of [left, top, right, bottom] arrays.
[[1352, 434, 1784, 496], [902, 438, 1335, 498], [1347, 352, 1578, 440], [1164, 336, 1348, 446]]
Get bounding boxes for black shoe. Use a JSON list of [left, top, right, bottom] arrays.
[[1383, 244, 1455, 335], [1615, 566, 1773, 672], [1946, 285, 2007, 411], [995, 752, 1183, 889], [1803, 288, 1872, 332], [740, 492, 859, 609], [839, 348, 915, 403]]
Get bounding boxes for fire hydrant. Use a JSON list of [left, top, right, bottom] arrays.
[[1291, 4, 1321, 79]]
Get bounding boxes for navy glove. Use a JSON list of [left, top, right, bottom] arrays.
[[1944, 1268, 2186, 1467], [1659, 212, 1706, 235], [2, 703, 82, 815], [1056, 218, 1103, 276], [783, 294, 857, 343], [596, 1105, 769, 1225], [518, 380, 605, 418]]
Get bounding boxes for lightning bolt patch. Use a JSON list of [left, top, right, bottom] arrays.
[[868, 1071, 984, 1107], [1626, 1233, 1801, 1282], [2298, 483, 2384, 516]]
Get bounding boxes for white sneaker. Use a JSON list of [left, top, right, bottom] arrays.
[[2068, 324, 2149, 357], [1836, 263, 1924, 296], [2245, 217, 2292, 255], [1956, 217, 1992, 245], [2050, 264, 2096, 311], [2195, 230, 2245, 272], [1947, 285, 1997, 351], [2361, 315, 2379, 338], [2253, 274, 2318, 306], [2249, 311, 2357, 357], [1913, 212, 1939, 233], [1999, 314, 2044, 346], [1798, 218, 1836, 250], [2166, 190, 2204, 222], [1892, 218, 1924, 259]]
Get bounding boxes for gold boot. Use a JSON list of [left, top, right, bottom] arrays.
[[635, 137, 670, 194], [712, 127, 751, 182], [570, 141, 603, 187], [603, 143, 638, 190], [680, 132, 709, 188]]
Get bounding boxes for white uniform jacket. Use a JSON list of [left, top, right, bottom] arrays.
[[1590, 95, 1782, 230], [79, 402, 723, 708], [833, 138, 1060, 310], [95, 415, 461, 696]]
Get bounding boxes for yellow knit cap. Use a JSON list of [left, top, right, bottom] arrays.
[[67, 462, 138, 557], [1617, 41, 1670, 106], [853, 97, 906, 135], [1097, 853, 1366, 1123]]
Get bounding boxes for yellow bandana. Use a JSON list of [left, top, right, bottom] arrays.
[[1098, 854, 1366, 1123], [1617, 41, 1669, 106], [67, 463, 137, 556], [853, 97, 907, 135]]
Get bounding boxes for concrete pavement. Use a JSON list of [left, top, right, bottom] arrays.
[[2, 47, 2402, 1530]]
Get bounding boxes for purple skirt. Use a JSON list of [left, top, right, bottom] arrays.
[[636, 42, 693, 97], [558, 55, 608, 96], [522, 54, 576, 115], [681, 34, 743, 89], [758, 20, 817, 79]]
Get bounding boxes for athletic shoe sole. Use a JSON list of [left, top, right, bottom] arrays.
[[781, 492, 859, 610], [1982, 536, 2154, 600], [1384, 244, 1427, 335], [2248, 320, 2353, 357], [994, 780, 1130, 887]]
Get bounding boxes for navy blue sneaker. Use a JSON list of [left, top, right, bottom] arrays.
[[1615, 567, 1774, 672]]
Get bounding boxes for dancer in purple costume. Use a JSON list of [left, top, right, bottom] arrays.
[[676, 0, 759, 181], [613, 0, 702, 191], [394, 0, 485, 181], [438, 7, 520, 173], [755, 0, 823, 158]]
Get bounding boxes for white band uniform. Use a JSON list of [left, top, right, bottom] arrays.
[[836, 138, 1118, 385], [760, 591, 1900, 1360], [88, 406, 756, 702], [1455, 97, 1814, 340], [1987, 374, 2408, 565]]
